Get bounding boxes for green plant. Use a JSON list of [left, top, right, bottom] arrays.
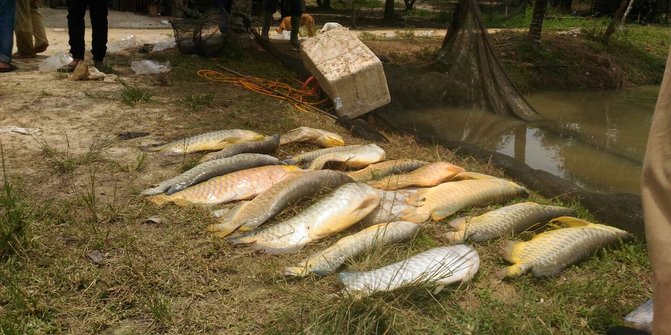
[[120, 80, 152, 106], [179, 93, 214, 112], [0, 145, 28, 259]]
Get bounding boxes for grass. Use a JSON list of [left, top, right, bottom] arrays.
[[120, 81, 152, 106], [36, 134, 114, 174], [179, 93, 215, 112], [0, 145, 28, 259]]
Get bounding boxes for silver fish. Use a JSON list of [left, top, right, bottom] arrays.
[[283, 145, 363, 165], [279, 127, 345, 147], [446, 202, 574, 242], [284, 221, 420, 277], [227, 183, 381, 254], [306, 143, 386, 170], [141, 129, 265, 155], [346, 159, 428, 182], [338, 245, 480, 298], [361, 188, 420, 225], [199, 134, 280, 163], [141, 154, 282, 196], [207, 170, 354, 237]]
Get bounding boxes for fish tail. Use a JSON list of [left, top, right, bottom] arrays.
[[165, 183, 187, 195], [148, 194, 171, 205], [140, 186, 165, 196], [283, 265, 309, 277], [207, 220, 243, 237], [226, 232, 256, 245]]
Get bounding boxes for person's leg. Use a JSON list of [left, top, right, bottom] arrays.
[[289, 0, 301, 47], [260, 0, 277, 39], [30, 0, 48, 52], [641, 45, 671, 335], [14, 0, 35, 57], [88, 0, 107, 62], [66, 0, 86, 60], [0, 0, 16, 68]]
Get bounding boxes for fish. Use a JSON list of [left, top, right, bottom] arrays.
[[198, 134, 280, 163], [498, 216, 631, 278], [401, 179, 528, 223], [451, 171, 500, 181], [306, 143, 386, 170], [283, 145, 363, 166], [141, 129, 266, 155], [141, 154, 282, 196], [446, 202, 575, 243], [346, 159, 428, 182], [279, 127, 345, 147], [338, 245, 480, 298], [367, 162, 465, 190], [227, 183, 380, 254], [284, 221, 420, 277], [207, 170, 354, 237], [148, 165, 300, 206], [361, 188, 420, 225]]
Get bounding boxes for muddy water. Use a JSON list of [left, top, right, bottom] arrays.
[[385, 86, 659, 194]]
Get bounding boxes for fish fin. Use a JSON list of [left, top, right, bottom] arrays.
[[171, 198, 194, 207], [226, 233, 256, 245], [148, 194, 170, 205], [495, 264, 527, 280], [283, 265, 310, 277], [430, 208, 453, 221], [207, 219, 244, 236], [445, 231, 465, 243], [322, 135, 345, 147], [140, 186, 165, 196], [400, 208, 429, 223], [217, 202, 245, 221], [501, 241, 519, 263], [405, 190, 426, 206], [548, 216, 591, 229], [252, 242, 302, 255]]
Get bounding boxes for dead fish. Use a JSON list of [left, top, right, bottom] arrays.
[[141, 153, 282, 196], [141, 129, 265, 155], [283, 145, 363, 166], [338, 245, 480, 298], [361, 188, 420, 225], [368, 162, 465, 190], [346, 159, 428, 182], [227, 183, 380, 254], [306, 143, 386, 170], [402, 179, 528, 223], [148, 165, 300, 206], [279, 127, 345, 147], [207, 170, 354, 237], [498, 216, 631, 278], [284, 221, 420, 277], [451, 171, 499, 181], [199, 134, 280, 163], [446, 202, 575, 243]]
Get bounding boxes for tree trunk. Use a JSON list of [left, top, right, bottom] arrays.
[[383, 0, 395, 23], [316, 0, 331, 9], [404, 0, 416, 11], [602, 0, 629, 44], [528, 0, 548, 42], [621, 0, 635, 24]]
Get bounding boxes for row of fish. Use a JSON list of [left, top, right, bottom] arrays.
[[139, 127, 632, 297]]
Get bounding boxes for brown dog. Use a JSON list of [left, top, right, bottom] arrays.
[[276, 14, 315, 37]]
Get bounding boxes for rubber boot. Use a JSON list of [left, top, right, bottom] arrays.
[[290, 16, 300, 48], [261, 11, 272, 40]]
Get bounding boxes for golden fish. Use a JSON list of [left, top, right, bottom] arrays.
[[283, 145, 363, 166], [368, 162, 465, 190], [279, 127, 345, 147], [499, 216, 631, 278], [199, 134, 279, 163], [346, 159, 427, 182], [148, 165, 300, 206], [141, 129, 265, 155]]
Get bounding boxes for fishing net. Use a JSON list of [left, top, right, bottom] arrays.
[[170, 15, 228, 57], [379, 0, 543, 123]]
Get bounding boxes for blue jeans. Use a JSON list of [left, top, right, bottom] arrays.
[[0, 0, 16, 63]]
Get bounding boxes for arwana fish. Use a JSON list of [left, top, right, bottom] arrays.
[[360, 188, 420, 225], [367, 162, 465, 190], [346, 159, 427, 182], [446, 202, 574, 242], [306, 143, 386, 170], [148, 165, 300, 206], [227, 183, 380, 254], [199, 134, 280, 163], [498, 216, 631, 278], [338, 245, 480, 298], [279, 127, 345, 147], [141, 129, 265, 155], [284, 221, 420, 277], [283, 145, 363, 166]]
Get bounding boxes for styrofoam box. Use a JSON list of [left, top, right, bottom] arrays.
[[300, 28, 391, 118]]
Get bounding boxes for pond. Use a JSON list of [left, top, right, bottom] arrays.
[[382, 86, 659, 195]]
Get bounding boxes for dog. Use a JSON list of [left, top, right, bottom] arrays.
[[276, 13, 315, 37]]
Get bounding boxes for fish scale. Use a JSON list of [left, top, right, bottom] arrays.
[[279, 127, 345, 147], [402, 179, 528, 222], [338, 245, 480, 298], [199, 134, 280, 163], [283, 145, 363, 165], [347, 159, 428, 182], [227, 183, 381, 254], [306, 143, 386, 170], [368, 162, 465, 190], [446, 202, 574, 242], [142, 129, 265, 155], [500, 217, 631, 278]]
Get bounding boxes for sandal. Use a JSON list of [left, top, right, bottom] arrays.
[[0, 63, 17, 73], [57, 59, 81, 73]]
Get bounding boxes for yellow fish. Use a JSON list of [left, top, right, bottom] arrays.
[[279, 127, 345, 147], [141, 129, 266, 155], [368, 162, 465, 190], [346, 159, 427, 182]]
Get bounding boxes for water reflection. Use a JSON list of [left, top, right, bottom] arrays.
[[381, 86, 659, 194]]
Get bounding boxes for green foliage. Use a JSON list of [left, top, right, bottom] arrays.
[[0, 147, 28, 259], [179, 93, 214, 112], [120, 80, 152, 106]]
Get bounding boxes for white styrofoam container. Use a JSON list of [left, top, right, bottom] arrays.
[[300, 28, 391, 118]]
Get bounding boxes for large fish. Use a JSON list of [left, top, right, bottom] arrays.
[[446, 202, 574, 243], [338, 245, 480, 298], [306, 143, 386, 170], [207, 170, 354, 237], [141, 129, 265, 155], [227, 183, 380, 254], [368, 162, 465, 190], [198, 134, 280, 163], [284, 221, 420, 277], [402, 179, 528, 223], [283, 145, 363, 166], [451, 171, 499, 181], [361, 188, 420, 225], [346, 159, 427, 182], [141, 154, 282, 196], [499, 216, 631, 278], [279, 127, 345, 147], [148, 165, 300, 206]]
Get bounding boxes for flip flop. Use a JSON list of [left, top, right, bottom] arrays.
[[0, 63, 17, 73]]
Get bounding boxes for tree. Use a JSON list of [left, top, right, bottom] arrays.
[[550, 0, 572, 13], [602, 0, 629, 44], [403, 0, 416, 11], [528, 0, 548, 42], [382, 0, 395, 23], [316, 0, 331, 10]]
